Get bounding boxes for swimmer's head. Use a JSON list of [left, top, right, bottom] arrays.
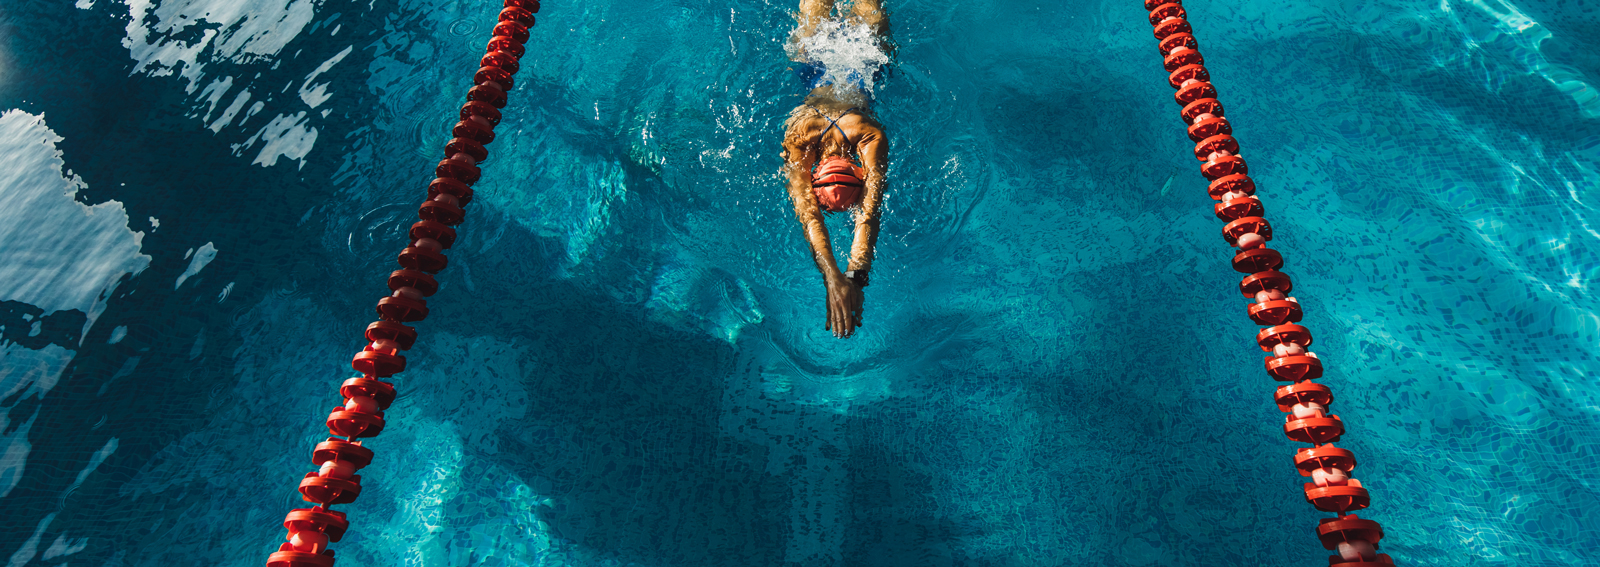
[[812, 155, 865, 212]]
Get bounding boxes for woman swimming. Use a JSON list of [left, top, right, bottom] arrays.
[[781, 0, 890, 339]]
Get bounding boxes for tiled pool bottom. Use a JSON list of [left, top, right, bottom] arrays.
[[1, 0, 1598, 565]]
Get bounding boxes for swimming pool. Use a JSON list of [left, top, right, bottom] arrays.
[[1, 0, 1597, 564]]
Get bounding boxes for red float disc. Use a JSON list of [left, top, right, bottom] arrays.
[[492, 21, 530, 44], [485, 36, 525, 58], [1231, 246, 1280, 272], [283, 507, 349, 541], [410, 220, 458, 249], [1190, 97, 1222, 120], [387, 270, 439, 297], [1284, 414, 1344, 444], [1265, 353, 1321, 381], [460, 101, 503, 126], [428, 178, 475, 207], [340, 377, 397, 408], [1147, 3, 1185, 25], [1221, 216, 1272, 244], [1329, 557, 1395, 567], [1200, 155, 1246, 179], [1240, 270, 1292, 297], [1163, 48, 1204, 72], [453, 119, 496, 145], [481, 51, 521, 75], [1249, 299, 1303, 326], [467, 84, 508, 109], [1317, 515, 1385, 550], [398, 245, 449, 273], [377, 295, 430, 322], [419, 199, 465, 226], [351, 350, 405, 377], [1175, 84, 1216, 107], [364, 321, 417, 351], [504, 0, 540, 13], [1153, 17, 1191, 39], [1194, 134, 1239, 161], [473, 66, 516, 92], [1305, 483, 1370, 513], [327, 408, 387, 439], [1143, 0, 1177, 10], [443, 137, 488, 162], [499, 6, 536, 27], [1256, 322, 1311, 350], [299, 473, 364, 505], [1294, 445, 1357, 475], [435, 158, 481, 184], [1167, 63, 1208, 88], [1158, 32, 1196, 54], [312, 438, 375, 468], [1188, 116, 1231, 142], [266, 550, 335, 567], [1274, 381, 1332, 411], [1215, 195, 1262, 222], [1207, 173, 1252, 199]]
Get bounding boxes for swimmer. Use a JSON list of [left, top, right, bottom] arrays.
[[782, 0, 890, 339]]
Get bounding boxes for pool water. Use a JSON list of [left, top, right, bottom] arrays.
[[1, 0, 1597, 565]]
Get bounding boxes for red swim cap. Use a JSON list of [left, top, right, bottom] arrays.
[[812, 155, 865, 212]]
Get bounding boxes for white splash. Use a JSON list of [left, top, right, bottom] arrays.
[[787, 19, 891, 94]]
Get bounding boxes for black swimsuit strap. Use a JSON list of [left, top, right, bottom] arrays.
[[807, 105, 865, 161]]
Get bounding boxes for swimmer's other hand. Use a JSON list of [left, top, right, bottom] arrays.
[[825, 274, 863, 338]]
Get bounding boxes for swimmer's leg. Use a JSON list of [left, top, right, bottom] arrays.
[[847, 0, 889, 40], [793, 0, 836, 49]]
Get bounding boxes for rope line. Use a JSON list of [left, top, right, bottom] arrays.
[[262, 2, 540, 565], [1142, 1, 1396, 565]]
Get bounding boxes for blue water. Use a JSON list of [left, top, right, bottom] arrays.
[[1, 0, 1597, 565]]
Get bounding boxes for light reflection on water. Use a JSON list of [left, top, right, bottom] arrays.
[[0, 0, 1596, 565]]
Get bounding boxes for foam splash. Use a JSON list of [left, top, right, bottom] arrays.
[[787, 18, 890, 94]]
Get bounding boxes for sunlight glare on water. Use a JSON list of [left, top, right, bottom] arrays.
[[0, 0, 1597, 565]]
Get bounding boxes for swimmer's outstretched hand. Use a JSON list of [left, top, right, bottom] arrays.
[[825, 274, 864, 338]]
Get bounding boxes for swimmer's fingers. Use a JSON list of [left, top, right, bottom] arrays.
[[824, 289, 833, 333], [832, 283, 857, 336], [825, 285, 841, 337], [838, 308, 851, 338], [839, 285, 861, 338]]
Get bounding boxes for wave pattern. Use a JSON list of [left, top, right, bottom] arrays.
[[0, 0, 1597, 565]]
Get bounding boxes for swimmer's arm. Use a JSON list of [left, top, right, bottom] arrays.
[[847, 129, 888, 275], [783, 138, 845, 282]]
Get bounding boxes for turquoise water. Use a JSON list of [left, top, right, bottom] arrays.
[[1, 0, 1597, 565]]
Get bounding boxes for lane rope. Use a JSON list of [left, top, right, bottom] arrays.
[[262, 2, 540, 565], [1142, 1, 1397, 565]]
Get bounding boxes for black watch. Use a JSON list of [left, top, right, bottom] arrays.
[[845, 270, 869, 288]]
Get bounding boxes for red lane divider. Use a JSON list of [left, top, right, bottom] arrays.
[[263, 2, 540, 565], [1140, 1, 1397, 565]]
